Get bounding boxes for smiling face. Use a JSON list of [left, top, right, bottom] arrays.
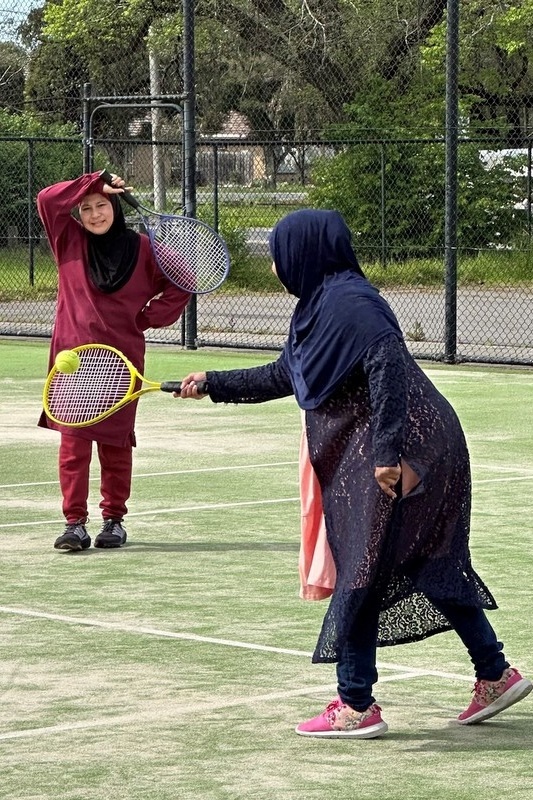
[[78, 193, 115, 235]]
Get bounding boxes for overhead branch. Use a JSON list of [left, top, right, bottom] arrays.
[[198, 0, 357, 118], [379, 0, 447, 81]]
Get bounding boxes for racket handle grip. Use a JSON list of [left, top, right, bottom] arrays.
[[99, 169, 140, 210], [160, 380, 209, 395]]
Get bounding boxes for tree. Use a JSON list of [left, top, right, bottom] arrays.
[[19, 8, 88, 125], [308, 85, 525, 258], [422, 0, 533, 144], [22, 0, 533, 148], [0, 111, 80, 246], [0, 42, 27, 112], [21, 2, 163, 135], [32, 0, 449, 134]]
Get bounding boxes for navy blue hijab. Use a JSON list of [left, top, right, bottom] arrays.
[[269, 209, 403, 409]]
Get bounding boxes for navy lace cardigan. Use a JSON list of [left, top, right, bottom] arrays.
[[206, 334, 496, 663]]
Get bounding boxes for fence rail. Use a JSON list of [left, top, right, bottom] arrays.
[[1, 135, 532, 365]]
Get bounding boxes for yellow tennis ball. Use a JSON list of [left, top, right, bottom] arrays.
[[55, 349, 80, 374]]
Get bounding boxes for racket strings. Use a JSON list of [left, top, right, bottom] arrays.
[[152, 218, 229, 293], [46, 348, 133, 425]]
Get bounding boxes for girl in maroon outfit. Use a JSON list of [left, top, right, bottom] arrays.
[[37, 172, 191, 551]]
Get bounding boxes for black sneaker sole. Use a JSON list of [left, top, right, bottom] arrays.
[[54, 537, 91, 551], [94, 533, 127, 549]]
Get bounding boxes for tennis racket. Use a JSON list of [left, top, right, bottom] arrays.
[[99, 169, 230, 294], [43, 343, 209, 428]]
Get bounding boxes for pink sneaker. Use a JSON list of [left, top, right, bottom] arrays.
[[295, 697, 388, 738], [457, 667, 532, 725]]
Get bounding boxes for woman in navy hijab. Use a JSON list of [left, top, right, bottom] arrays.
[[178, 209, 531, 738]]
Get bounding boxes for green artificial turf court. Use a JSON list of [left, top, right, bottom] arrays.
[[1, 338, 533, 800]]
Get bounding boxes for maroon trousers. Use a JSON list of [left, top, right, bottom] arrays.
[[59, 434, 133, 523]]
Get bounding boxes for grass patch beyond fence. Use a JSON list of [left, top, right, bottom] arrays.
[[1, 245, 533, 300]]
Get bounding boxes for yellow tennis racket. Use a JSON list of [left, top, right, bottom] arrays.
[[43, 343, 208, 427]]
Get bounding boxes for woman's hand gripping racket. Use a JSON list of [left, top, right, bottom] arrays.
[[43, 344, 209, 428], [99, 169, 230, 294]]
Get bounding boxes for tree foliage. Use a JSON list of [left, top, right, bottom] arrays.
[[8, 0, 533, 256], [422, 0, 533, 141], [13, 0, 533, 144], [23, 1, 166, 138], [309, 84, 526, 257], [0, 111, 80, 243], [0, 42, 27, 111], [30, 0, 452, 137]]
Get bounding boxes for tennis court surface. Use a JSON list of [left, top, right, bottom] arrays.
[[1, 339, 532, 800]]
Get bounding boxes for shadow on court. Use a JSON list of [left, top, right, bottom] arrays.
[[126, 539, 299, 552], [389, 712, 533, 752], [51, 540, 298, 555]]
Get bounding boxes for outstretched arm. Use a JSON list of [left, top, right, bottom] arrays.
[[178, 354, 294, 404]]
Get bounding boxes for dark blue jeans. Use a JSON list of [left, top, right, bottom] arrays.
[[337, 597, 509, 711]]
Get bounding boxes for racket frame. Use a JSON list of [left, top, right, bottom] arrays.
[[43, 344, 171, 428], [99, 170, 230, 294]]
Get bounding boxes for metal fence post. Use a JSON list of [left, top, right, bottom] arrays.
[[182, 0, 198, 350], [27, 140, 34, 286], [526, 139, 532, 246], [444, 0, 459, 363], [380, 143, 387, 267], [213, 143, 219, 232], [82, 82, 93, 172]]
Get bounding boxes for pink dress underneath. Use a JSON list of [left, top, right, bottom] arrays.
[[298, 423, 336, 600]]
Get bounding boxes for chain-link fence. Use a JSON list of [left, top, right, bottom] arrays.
[[1, 1, 533, 364]]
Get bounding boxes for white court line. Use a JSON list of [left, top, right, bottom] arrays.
[[3, 461, 533, 492], [2, 469, 530, 530], [0, 604, 473, 685], [0, 611, 471, 742], [473, 463, 533, 474], [0, 606, 473, 742], [0, 461, 299, 490], [0, 604, 316, 657], [476, 477, 531, 484], [0, 673, 428, 742], [0, 497, 300, 529]]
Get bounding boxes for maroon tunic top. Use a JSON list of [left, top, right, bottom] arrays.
[[37, 172, 190, 447]]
